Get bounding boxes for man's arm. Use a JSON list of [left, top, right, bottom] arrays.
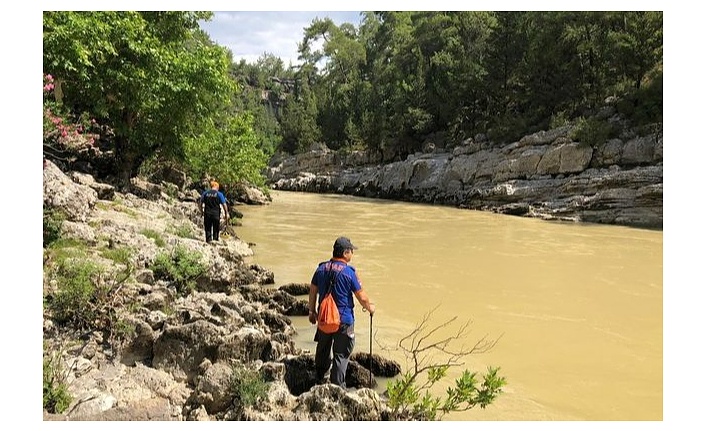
[[308, 283, 318, 324], [354, 289, 375, 316], [219, 192, 229, 221]]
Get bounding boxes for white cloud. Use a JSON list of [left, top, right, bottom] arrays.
[[199, 11, 363, 66]]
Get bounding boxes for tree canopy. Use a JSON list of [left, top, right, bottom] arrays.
[[233, 11, 662, 158], [43, 11, 268, 186], [44, 11, 663, 182]]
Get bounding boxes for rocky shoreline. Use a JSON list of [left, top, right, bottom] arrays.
[[266, 123, 663, 229], [42, 159, 400, 421]]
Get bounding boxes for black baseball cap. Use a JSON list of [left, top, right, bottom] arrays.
[[333, 236, 357, 252]]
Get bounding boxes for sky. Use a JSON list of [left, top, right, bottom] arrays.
[[199, 11, 364, 66]]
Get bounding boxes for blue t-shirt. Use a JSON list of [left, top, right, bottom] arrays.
[[311, 259, 362, 325]]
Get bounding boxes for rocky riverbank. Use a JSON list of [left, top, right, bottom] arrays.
[[42, 159, 400, 421], [267, 123, 663, 229]]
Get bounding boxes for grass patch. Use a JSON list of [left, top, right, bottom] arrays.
[[115, 205, 139, 218], [140, 229, 166, 247], [230, 364, 269, 407], [101, 245, 134, 265], [43, 344, 72, 414], [95, 201, 114, 211], [44, 238, 90, 264], [169, 223, 195, 239]]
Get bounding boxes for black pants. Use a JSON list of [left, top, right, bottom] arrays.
[[314, 323, 355, 388], [204, 213, 220, 242]]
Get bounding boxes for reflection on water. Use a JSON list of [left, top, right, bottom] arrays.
[[236, 191, 663, 420]]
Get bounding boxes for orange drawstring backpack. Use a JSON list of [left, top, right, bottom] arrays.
[[317, 269, 341, 334]]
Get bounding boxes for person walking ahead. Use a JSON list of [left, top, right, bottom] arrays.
[[308, 236, 375, 387], [199, 180, 229, 243]]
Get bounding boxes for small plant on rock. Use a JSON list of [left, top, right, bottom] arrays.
[[140, 229, 166, 247], [43, 343, 72, 414], [230, 363, 269, 408], [169, 223, 195, 239], [151, 245, 206, 294], [43, 207, 65, 247]]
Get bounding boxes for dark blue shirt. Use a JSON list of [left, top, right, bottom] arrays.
[[201, 189, 226, 216]]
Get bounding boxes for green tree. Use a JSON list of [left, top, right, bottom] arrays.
[[300, 17, 367, 149], [279, 72, 321, 153], [229, 53, 287, 157], [606, 12, 663, 91], [413, 12, 496, 139], [184, 112, 269, 186], [43, 11, 235, 182]]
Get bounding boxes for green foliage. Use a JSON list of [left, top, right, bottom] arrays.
[[230, 364, 269, 407], [616, 66, 663, 126], [572, 117, 617, 148], [275, 11, 662, 155], [549, 111, 571, 129], [386, 366, 507, 420], [43, 346, 72, 414], [101, 245, 134, 265], [383, 306, 506, 420], [184, 112, 269, 187], [151, 246, 206, 294], [48, 259, 103, 326], [113, 319, 136, 339], [169, 223, 195, 239], [45, 245, 134, 335], [43, 207, 65, 247], [487, 113, 529, 145], [44, 11, 662, 175], [44, 238, 89, 265], [43, 11, 235, 178], [230, 54, 285, 157], [140, 229, 166, 247], [279, 77, 321, 153]]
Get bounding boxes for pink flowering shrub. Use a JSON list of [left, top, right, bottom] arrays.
[[42, 74, 98, 149]]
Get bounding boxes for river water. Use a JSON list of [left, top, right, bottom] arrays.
[[235, 190, 662, 421]]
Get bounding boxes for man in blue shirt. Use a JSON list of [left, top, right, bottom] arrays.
[[308, 236, 376, 387], [198, 180, 229, 243]]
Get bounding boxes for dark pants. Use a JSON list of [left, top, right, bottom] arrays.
[[204, 213, 220, 242], [314, 323, 355, 388]]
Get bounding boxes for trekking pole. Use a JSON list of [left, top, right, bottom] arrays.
[[369, 312, 373, 387]]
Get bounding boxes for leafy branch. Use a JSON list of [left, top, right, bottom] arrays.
[[383, 305, 506, 420]]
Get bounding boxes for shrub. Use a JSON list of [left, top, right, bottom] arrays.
[[549, 111, 571, 129], [383, 307, 506, 420], [43, 207, 65, 247], [151, 246, 206, 294], [230, 365, 269, 407], [617, 72, 663, 126], [386, 367, 506, 420], [487, 114, 529, 145], [48, 259, 102, 326], [43, 73, 98, 150], [43, 345, 72, 414], [571, 117, 616, 148]]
